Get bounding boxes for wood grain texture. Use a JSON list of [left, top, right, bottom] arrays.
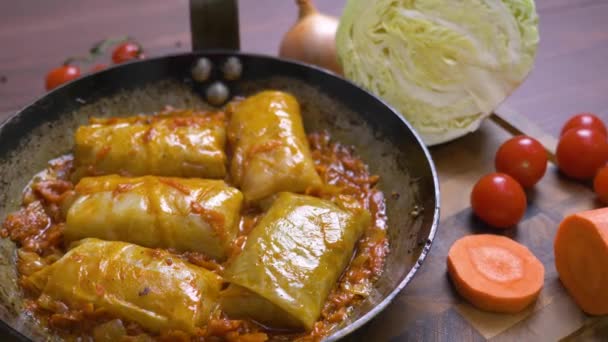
[[347, 121, 606, 342], [500, 0, 608, 137], [1, 1, 608, 341], [1, 0, 608, 136], [0, 0, 343, 118]]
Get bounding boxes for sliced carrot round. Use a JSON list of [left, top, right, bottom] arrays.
[[447, 234, 544, 313], [555, 209, 608, 315]]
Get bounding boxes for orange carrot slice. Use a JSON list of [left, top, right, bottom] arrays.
[[447, 234, 545, 313], [554, 208, 608, 315]]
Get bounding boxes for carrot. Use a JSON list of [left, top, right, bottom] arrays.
[[447, 234, 544, 313], [554, 208, 608, 315]]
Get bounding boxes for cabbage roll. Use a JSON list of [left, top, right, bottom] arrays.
[[228, 91, 322, 202], [25, 239, 222, 333], [221, 192, 370, 330], [65, 175, 242, 260], [73, 110, 226, 180]]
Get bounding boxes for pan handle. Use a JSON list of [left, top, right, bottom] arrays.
[[189, 0, 240, 51]]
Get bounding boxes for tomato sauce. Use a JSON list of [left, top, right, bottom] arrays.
[[1, 132, 389, 342]]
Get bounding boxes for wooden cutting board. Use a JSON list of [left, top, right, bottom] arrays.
[[346, 118, 607, 341]]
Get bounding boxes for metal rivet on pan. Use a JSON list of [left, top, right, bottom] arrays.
[[192, 58, 212, 82], [222, 56, 242, 80], [206, 82, 229, 106]]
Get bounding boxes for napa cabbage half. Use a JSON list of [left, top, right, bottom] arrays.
[[336, 0, 539, 145]]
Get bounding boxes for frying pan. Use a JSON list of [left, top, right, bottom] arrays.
[[0, 1, 439, 340]]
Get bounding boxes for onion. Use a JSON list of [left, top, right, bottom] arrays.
[[93, 319, 127, 341], [279, 0, 342, 74]]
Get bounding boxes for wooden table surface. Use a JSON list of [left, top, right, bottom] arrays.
[[1, 0, 608, 135], [1, 0, 608, 341]]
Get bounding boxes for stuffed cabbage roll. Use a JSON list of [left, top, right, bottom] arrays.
[[25, 239, 222, 333], [228, 91, 322, 202], [65, 175, 242, 260], [221, 192, 370, 330], [73, 110, 227, 180]]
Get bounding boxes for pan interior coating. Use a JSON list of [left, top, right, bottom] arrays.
[[0, 76, 428, 341]]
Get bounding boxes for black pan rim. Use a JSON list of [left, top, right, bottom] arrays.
[[0, 50, 440, 342]]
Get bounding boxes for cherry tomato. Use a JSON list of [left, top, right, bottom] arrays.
[[112, 42, 143, 64], [560, 112, 607, 138], [45, 65, 81, 90], [495, 135, 548, 188], [594, 165, 608, 205], [471, 173, 527, 228], [556, 128, 608, 180], [90, 64, 107, 72]]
